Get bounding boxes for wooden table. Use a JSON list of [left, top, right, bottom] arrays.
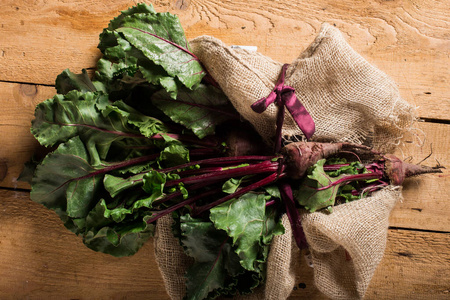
[[1, 1, 448, 299]]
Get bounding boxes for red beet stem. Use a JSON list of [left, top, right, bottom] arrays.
[[193, 172, 286, 216], [164, 160, 279, 187]]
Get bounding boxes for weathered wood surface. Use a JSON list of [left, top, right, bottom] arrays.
[[0, 0, 448, 119], [0, 83, 56, 190], [0, 0, 448, 299]]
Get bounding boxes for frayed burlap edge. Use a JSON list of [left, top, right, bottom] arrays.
[[301, 186, 402, 300]]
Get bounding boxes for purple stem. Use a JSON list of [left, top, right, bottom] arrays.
[[265, 199, 277, 207], [146, 187, 222, 224], [159, 155, 277, 174], [316, 171, 383, 191], [274, 102, 285, 153], [165, 160, 279, 187], [279, 182, 308, 249], [193, 172, 285, 216]]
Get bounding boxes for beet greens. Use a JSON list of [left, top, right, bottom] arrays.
[[22, 4, 443, 300]]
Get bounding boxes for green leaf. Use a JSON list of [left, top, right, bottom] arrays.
[[104, 173, 146, 198], [31, 91, 107, 147], [327, 161, 364, 177], [70, 195, 156, 257], [140, 63, 179, 98], [221, 175, 252, 194], [83, 219, 154, 257], [30, 136, 102, 218], [97, 29, 179, 98], [115, 20, 205, 90], [92, 54, 138, 97], [180, 215, 245, 300], [18, 155, 41, 184], [152, 84, 235, 138], [142, 170, 166, 197], [107, 3, 157, 30], [98, 4, 205, 97], [264, 185, 281, 199], [261, 205, 285, 246], [101, 100, 167, 138], [295, 159, 345, 212], [209, 193, 283, 272], [83, 199, 114, 230], [55, 69, 97, 94], [222, 178, 244, 194], [31, 91, 166, 164], [158, 143, 190, 167], [100, 192, 159, 223]]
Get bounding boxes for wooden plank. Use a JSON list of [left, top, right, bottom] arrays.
[[391, 122, 450, 232], [366, 229, 450, 300], [0, 83, 56, 190], [0, 1, 130, 84], [0, 0, 448, 119], [0, 189, 448, 299], [290, 229, 450, 300], [0, 189, 170, 300]]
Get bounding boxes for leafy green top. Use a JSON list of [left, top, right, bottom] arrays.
[[24, 4, 282, 300]]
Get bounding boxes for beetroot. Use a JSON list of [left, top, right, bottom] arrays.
[[281, 142, 375, 179], [281, 142, 442, 185], [383, 154, 442, 185]]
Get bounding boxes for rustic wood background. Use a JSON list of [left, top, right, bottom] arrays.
[[0, 0, 448, 299]]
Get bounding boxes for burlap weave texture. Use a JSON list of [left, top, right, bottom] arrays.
[[154, 215, 193, 300], [190, 23, 415, 152], [154, 23, 412, 300], [302, 187, 401, 300]]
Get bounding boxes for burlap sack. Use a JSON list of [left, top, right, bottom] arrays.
[[154, 23, 411, 300], [263, 213, 298, 299], [301, 186, 402, 299], [154, 215, 193, 300], [190, 23, 415, 152], [154, 214, 298, 300], [190, 35, 284, 145]]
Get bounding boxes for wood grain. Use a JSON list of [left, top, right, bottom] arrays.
[[290, 228, 450, 300], [0, 190, 170, 300], [391, 122, 450, 232], [0, 0, 448, 119], [0, 83, 56, 190], [0, 189, 448, 300], [0, 1, 448, 299]]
